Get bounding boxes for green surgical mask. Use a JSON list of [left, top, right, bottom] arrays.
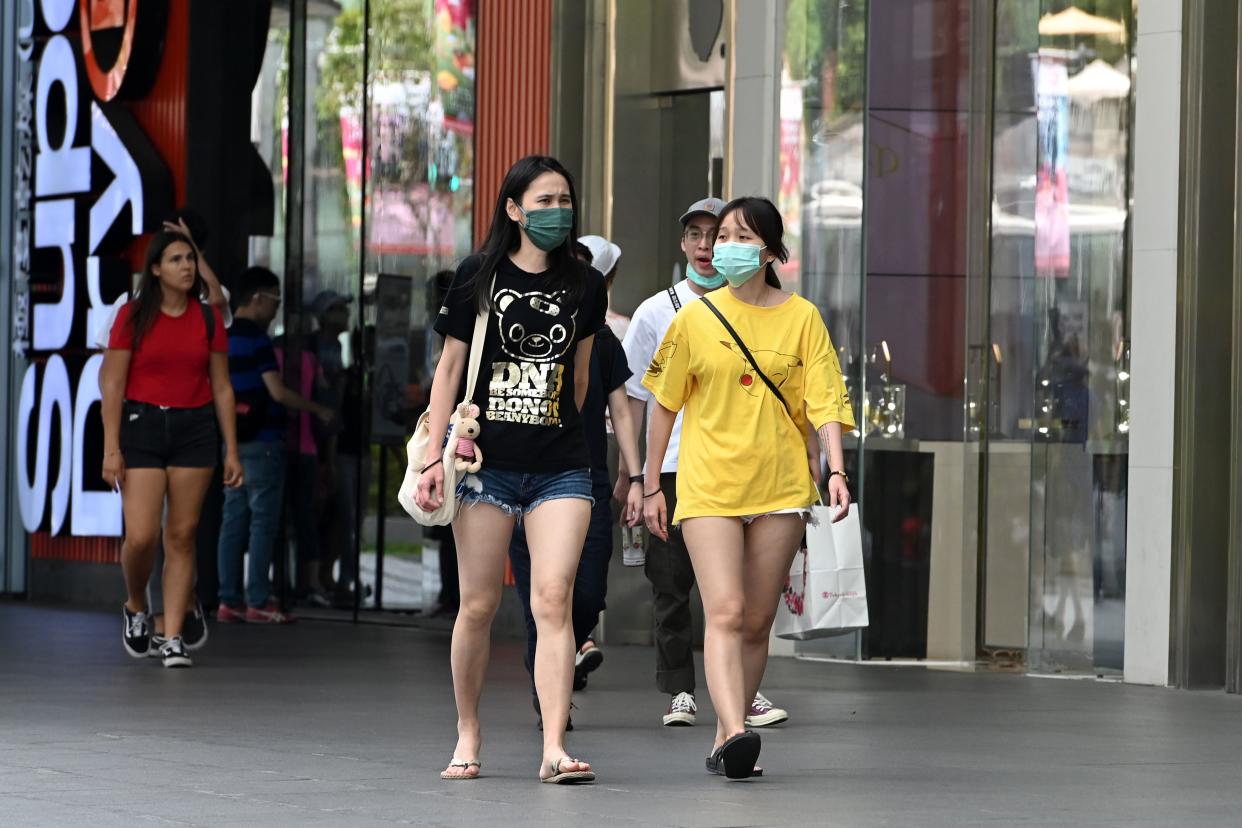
[[687, 269, 725, 290], [518, 206, 574, 252]]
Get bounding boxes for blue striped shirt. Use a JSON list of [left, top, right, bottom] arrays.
[[228, 318, 285, 443]]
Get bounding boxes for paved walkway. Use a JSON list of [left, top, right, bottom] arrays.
[[1, 603, 1240, 827]]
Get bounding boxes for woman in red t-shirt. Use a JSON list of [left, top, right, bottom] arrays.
[[100, 231, 243, 668]]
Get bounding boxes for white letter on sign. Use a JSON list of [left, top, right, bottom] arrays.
[[17, 358, 73, 534], [90, 102, 143, 253], [35, 35, 90, 198], [39, 0, 75, 32], [32, 198, 75, 352], [72, 355, 122, 537]]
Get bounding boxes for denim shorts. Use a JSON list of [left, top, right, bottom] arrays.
[[458, 467, 593, 519], [120, 401, 219, 469]]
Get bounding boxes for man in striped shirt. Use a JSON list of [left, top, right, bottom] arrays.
[[216, 267, 333, 624]]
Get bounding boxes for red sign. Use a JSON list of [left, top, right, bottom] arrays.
[[80, 0, 140, 101]]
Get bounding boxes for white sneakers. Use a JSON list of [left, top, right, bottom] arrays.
[[662, 691, 789, 728], [663, 692, 698, 726], [745, 692, 789, 728]]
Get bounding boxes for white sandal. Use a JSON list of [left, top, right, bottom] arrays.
[[440, 758, 481, 780], [540, 757, 595, 784]]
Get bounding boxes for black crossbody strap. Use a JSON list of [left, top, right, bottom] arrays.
[[700, 297, 791, 416], [667, 286, 681, 312]]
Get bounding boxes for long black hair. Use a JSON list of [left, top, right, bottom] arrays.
[[128, 230, 204, 349], [717, 196, 789, 289], [464, 155, 588, 311]]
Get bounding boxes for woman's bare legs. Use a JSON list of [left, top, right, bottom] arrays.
[[121, 469, 168, 614], [443, 504, 514, 778], [739, 515, 805, 713], [161, 467, 215, 639], [680, 517, 748, 751], [523, 498, 592, 777]]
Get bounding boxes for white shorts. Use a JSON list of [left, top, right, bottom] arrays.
[[738, 507, 813, 526]]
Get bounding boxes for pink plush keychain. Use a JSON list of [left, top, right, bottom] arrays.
[[453, 404, 483, 473]]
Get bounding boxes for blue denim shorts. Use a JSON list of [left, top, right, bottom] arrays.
[[458, 467, 593, 519]]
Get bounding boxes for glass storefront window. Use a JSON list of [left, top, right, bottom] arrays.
[[987, 0, 1134, 673], [244, 0, 476, 614], [360, 0, 476, 611], [250, 20, 290, 289], [782, 0, 868, 658], [784, 0, 1132, 670]]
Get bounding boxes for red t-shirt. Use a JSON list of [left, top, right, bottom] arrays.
[[108, 302, 228, 408]]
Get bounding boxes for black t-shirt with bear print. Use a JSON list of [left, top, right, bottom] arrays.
[[435, 253, 608, 474]]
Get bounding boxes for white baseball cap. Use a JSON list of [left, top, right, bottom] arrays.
[[579, 235, 622, 275]]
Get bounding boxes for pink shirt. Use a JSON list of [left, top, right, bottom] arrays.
[[275, 347, 323, 456]]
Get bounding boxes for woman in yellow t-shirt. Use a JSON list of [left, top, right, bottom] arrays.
[[642, 196, 855, 780]]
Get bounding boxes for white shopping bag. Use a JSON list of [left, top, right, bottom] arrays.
[[774, 505, 868, 640]]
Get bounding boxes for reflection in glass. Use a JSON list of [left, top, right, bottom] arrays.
[[865, 0, 971, 443], [985, 0, 1133, 673], [251, 0, 478, 613], [782, 0, 867, 658], [250, 20, 290, 285], [358, 0, 477, 611]]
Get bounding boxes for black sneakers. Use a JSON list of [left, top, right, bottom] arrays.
[[573, 642, 604, 691], [122, 604, 151, 658], [532, 694, 573, 732], [160, 635, 193, 668], [183, 599, 209, 651]]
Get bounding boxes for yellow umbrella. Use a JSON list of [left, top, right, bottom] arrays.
[[1038, 6, 1126, 39]]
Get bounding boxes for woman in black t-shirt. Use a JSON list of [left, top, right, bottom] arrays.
[[416, 156, 630, 785]]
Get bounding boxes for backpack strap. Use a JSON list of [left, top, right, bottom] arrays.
[[700, 296, 791, 417], [200, 302, 216, 348], [667, 286, 681, 312]]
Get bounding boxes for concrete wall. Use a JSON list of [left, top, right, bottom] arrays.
[[1123, 1, 1182, 687]]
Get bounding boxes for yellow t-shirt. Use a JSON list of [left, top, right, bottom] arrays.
[[642, 288, 855, 522]]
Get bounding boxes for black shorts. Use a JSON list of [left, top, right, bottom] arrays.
[[120, 401, 219, 469]]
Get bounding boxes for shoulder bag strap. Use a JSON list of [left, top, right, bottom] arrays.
[[667, 286, 682, 312], [461, 275, 495, 403], [700, 296, 791, 417]]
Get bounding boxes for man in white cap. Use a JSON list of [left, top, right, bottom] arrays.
[[579, 234, 629, 339], [619, 197, 789, 730]]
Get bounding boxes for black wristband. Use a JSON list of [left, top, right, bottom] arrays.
[[420, 458, 442, 474], [643, 489, 661, 499], [628, 474, 644, 484]]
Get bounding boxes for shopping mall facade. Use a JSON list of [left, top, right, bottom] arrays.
[[1, 0, 1239, 692]]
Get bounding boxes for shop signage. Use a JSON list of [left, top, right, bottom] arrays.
[[15, 0, 173, 536]]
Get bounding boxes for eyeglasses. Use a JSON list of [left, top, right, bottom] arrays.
[[257, 292, 282, 304], [683, 228, 716, 245]]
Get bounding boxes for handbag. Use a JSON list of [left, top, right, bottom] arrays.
[[397, 280, 491, 527], [773, 505, 868, 639], [700, 296, 869, 638]]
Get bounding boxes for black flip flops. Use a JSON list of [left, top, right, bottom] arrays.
[[706, 730, 762, 780]]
